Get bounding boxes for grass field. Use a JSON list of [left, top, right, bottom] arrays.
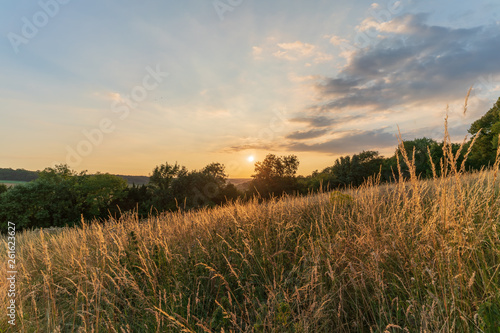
[[0, 180, 27, 187], [1, 144, 500, 332]]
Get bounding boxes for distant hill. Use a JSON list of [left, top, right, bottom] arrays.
[[0, 168, 38, 182], [0, 168, 149, 186], [227, 178, 252, 191], [0, 169, 251, 188], [116, 175, 149, 186]]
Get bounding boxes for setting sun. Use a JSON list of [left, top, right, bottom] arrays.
[[247, 155, 255, 163]]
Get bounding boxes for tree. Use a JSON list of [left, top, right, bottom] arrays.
[[0, 184, 8, 195], [350, 150, 385, 185], [0, 176, 79, 230], [320, 151, 385, 188], [39, 164, 79, 180], [250, 154, 299, 197], [75, 173, 128, 218], [149, 162, 186, 191], [387, 138, 441, 179], [171, 163, 238, 210], [116, 184, 152, 218], [467, 97, 500, 169], [148, 162, 187, 211], [0, 165, 129, 231], [323, 155, 352, 187], [202, 163, 227, 185]]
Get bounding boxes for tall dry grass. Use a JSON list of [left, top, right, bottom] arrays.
[[1, 120, 500, 332]]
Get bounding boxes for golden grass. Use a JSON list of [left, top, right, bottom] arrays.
[[2, 120, 500, 332], [1, 170, 499, 332]]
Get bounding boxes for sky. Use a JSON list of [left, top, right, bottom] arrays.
[[1, 0, 500, 177]]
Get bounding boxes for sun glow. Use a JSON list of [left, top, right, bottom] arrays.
[[247, 155, 255, 162]]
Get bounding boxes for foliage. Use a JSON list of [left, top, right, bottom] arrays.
[[390, 138, 440, 178], [249, 154, 300, 197], [329, 190, 353, 206], [146, 161, 239, 212], [467, 97, 500, 169], [75, 173, 128, 218], [0, 177, 78, 230], [0, 165, 127, 231], [171, 163, 237, 209], [116, 184, 152, 218], [149, 162, 186, 192], [0, 184, 7, 195], [303, 150, 385, 192], [147, 162, 187, 211]]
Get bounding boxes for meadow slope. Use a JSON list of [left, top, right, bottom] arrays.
[[1, 164, 500, 332]]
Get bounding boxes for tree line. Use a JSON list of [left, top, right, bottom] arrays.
[[0, 168, 38, 182], [1, 97, 499, 231], [0, 167, 149, 185]]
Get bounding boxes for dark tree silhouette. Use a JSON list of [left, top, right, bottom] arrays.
[[250, 154, 299, 197], [467, 97, 500, 169]]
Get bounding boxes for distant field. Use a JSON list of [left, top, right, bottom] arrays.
[[0, 180, 27, 187], [227, 178, 252, 191], [227, 178, 252, 185], [0, 178, 250, 188], [116, 175, 150, 186]]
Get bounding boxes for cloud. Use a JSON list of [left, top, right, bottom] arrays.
[[220, 128, 396, 155], [244, 16, 500, 159], [313, 52, 334, 63], [289, 115, 361, 128], [358, 11, 419, 35], [318, 14, 500, 112], [287, 73, 321, 83], [273, 41, 316, 60], [278, 15, 500, 157], [194, 108, 231, 119], [401, 123, 471, 141], [285, 129, 330, 140], [93, 91, 122, 102], [252, 40, 334, 64], [287, 129, 397, 154], [221, 143, 273, 153], [315, 77, 363, 96], [252, 46, 263, 58], [289, 116, 336, 128]]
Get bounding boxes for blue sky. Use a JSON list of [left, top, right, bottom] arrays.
[[1, 0, 500, 177]]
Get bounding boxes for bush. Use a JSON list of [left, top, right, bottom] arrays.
[[0, 165, 128, 231]]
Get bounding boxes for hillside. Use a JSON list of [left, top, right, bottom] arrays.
[[0, 168, 150, 186], [0, 168, 38, 182], [0, 170, 249, 188], [116, 174, 150, 186], [1, 164, 499, 331], [227, 178, 252, 191]]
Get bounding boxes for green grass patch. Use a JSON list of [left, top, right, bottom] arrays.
[[0, 180, 27, 186]]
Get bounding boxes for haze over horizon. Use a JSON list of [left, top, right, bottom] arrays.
[[1, 0, 500, 177]]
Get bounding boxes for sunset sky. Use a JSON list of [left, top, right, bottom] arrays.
[[1, 0, 500, 177]]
